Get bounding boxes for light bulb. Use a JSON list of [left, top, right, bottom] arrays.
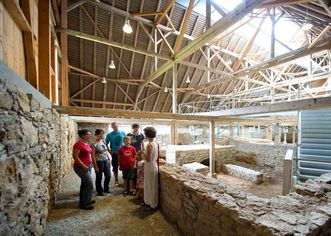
[[123, 19, 133, 34], [164, 87, 168, 92], [207, 94, 210, 99], [101, 77, 107, 84], [186, 76, 190, 84], [109, 60, 116, 69]]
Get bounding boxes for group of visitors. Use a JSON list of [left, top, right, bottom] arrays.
[[72, 122, 159, 211]]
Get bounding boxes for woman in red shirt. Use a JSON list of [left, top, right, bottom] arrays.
[[73, 129, 98, 210], [118, 136, 137, 196]]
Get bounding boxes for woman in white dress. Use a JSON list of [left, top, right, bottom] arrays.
[[142, 127, 159, 210]]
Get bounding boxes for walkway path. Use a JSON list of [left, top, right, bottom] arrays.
[[45, 170, 179, 236]]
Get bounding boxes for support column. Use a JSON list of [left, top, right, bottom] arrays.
[[170, 122, 177, 145], [266, 124, 273, 141], [172, 64, 177, 113], [206, 47, 211, 83], [274, 124, 281, 144], [61, 0, 68, 105], [241, 125, 244, 137], [283, 127, 287, 144], [39, 0, 51, 99], [209, 121, 216, 176], [154, 30, 158, 71], [270, 7, 275, 58], [230, 123, 234, 138], [237, 122, 241, 136], [292, 127, 296, 144]]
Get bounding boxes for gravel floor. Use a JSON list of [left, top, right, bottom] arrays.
[[45, 169, 180, 236]]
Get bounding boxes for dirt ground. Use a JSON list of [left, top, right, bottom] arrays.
[[45, 170, 180, 236], [217, 162, 283, 198]]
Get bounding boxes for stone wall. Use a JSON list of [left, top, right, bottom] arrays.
[[159, 163, 331, 236], [166, 145, 235, 172], [0, 78, 75, 235], [230, 138, 297, 169]]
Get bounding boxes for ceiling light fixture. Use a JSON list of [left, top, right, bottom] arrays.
[[123, 19, 133, 34], [225, 59, 233, 65], [164, 87, 168, 92], [186, 76, 190, 84], [109, 59, 116, 69], [101, 77, 107, 84], [207, 94, 211, 99]]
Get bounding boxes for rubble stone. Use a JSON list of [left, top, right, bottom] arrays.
[[159, 163, 331, 235]]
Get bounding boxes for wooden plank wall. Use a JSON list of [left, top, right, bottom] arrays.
[[0, 0, 67, 105], [0, 1, 29, 80]]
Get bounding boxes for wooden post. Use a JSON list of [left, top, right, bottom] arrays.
[[230, 123, 234, 138], [51, 37, 56, 103], [38, 0, 51, 99], [170, 122, 177, 145], [292, 127, 296, 144], [283, 149, 293, 195], [270, 7, 275, 58], [172, 64, 177, 113], [21, 0, 38, 89], [283, 128, 287, 144], [267, 124, 273, 141], [209, 121, 216, 176], [61, 0, 68, 106]]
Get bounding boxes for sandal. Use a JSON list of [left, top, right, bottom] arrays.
[[122, 190, 129, 196]]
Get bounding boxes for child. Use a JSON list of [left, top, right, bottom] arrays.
[[136, 151, 144, 203], [118, 136, 137, 196]]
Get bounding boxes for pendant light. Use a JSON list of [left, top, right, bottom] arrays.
[[123, 19, 133, 34], [101, 77, 107, 84], [164, 87, 168, 92], [186, 76, 190, 84], [302, 8, 313, 31], [207, 94, 211, 99]]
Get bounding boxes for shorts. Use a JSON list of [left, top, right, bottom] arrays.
[[111, 153, 119, 173], [122, 168, 136, 180]]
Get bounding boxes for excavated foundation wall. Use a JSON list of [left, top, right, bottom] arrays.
[[230, 138, 297, 169], [159, 163, 331, 236], [0, 77, 76, 235]]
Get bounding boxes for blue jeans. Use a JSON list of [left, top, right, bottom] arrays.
[[74, 165, 93, 208], [96, 160, 111, 194]]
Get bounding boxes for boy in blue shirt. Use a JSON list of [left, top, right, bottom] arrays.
[[105, 122, 126, 186]]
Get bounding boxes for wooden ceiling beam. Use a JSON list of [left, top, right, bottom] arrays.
[[154, 0, 176, 25], [309, 25, 331, 48], [135, 0, 262, 106], [259, 0, 313, 8], [192, 36, 331, 93], [132, 11, 163, 17], [71, 99, 134, 107], [212, 96, 331, 117], [318, 0, 331, 16], [174, 0, 195, 53], [58, 28, 172, 62]]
